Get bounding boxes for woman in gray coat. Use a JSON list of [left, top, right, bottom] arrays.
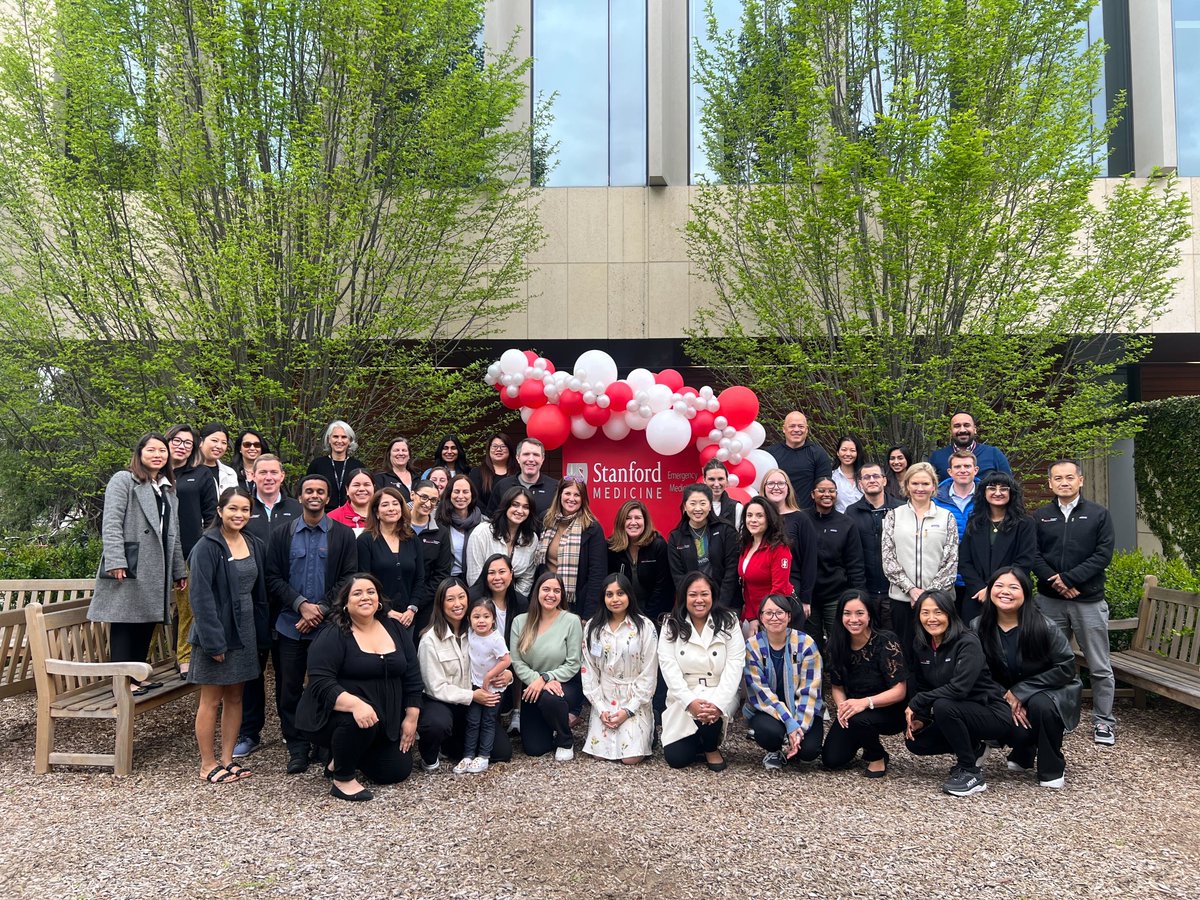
[[88, 433, 188, 693]]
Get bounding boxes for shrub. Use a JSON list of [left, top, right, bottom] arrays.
[[1103, 550, 1200, 651], [1133, 396, 1200, 571], [0, 527, 102, 580]]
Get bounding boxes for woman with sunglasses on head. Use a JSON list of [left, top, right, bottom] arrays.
[[466, 486, 539, 595], [232, 429, 271, 491], [959, 471, 1036, 625], [374, 437, 416, 502], [535, 478, 607, 619], [308, 420, 368, 511], [166, 424, 218, 677], [408, 479, 453, 638], [470, 433, 515, 514]]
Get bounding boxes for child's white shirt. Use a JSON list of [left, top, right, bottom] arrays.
[[468, 630, 509, 691]]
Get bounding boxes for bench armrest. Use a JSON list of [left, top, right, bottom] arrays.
[[44, 659, 154, 680]]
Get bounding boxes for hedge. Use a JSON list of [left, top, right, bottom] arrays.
[[0, 528, 102, 580], [1133, 395, 1200, 571]]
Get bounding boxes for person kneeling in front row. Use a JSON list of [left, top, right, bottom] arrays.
[[658, 572, 745, 771], [743, 593, 823, 770]]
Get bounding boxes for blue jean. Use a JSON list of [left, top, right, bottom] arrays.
[[463, 691, 502, 759]]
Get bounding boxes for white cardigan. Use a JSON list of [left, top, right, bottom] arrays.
[[657, 616, 746, 746], [417, 627, 473, 706]]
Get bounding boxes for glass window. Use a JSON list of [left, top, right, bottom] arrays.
[[1174, 0, 1200, 174], [533, 0, 647, 186], [689, 0, 742, 183]]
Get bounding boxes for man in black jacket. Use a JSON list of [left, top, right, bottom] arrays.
[[845, 463, 903, 629], [1032, 460, 1116, 745], [764, 411, 832, 510], [266, 474, 359, 772], [486, 438, 558, 523]]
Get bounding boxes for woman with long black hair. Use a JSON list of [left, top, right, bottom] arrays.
[[436, 474, 486, 578], [471, 432, 515, 514], [232, 429, 271, 491], [666, 484, 740, 609], [607, 499, 674, 623], [357, 486, 426, 629], [466, 486, 538, 594], [535, 478, 607, 618], [959, 471, 1037, 624], [884, 445, 913, 500], [422, 434, 471, 480]]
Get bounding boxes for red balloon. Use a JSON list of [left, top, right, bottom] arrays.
[[523, 350, 539, 366], [527, 405, 571, 451], [726, 457, 755, 486], [655, 369, 685, 392], [559, 389, 585, 416], [725, 485, 752, 504], [691, 409, 716, 440], [542, 359, 556, 374], [604, 381, 634, 410], [698, 443, 720, 467], [582, 404, 611, 426], [680, 385, 699, 397], [500, 389, 522, 410], [495, 381, 506, 393], [717, 386, 760, 431], [518, 379, 548, 408]]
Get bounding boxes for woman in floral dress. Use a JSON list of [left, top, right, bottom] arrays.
[[580, 573, 658, 764]]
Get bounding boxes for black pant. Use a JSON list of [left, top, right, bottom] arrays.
[[748, 710, 823, 762], [890, 599, 915, 662], [804, 601, 837, 651], [822, 704, 905, 767], [905, 698, 1011, 770], [520, 675, 583, 757], [109, 622, 158, 666], [464, 698, 502, 759], [418, 698, 513, 765], [1007, 691, 1067, 780], [274, 635, 313, 751], [961, 592, 984, 629], [239, 647, 273, 741], [322, 712, 413, 783], [870, 593, 892, 633], [663, 720, 724, 769]]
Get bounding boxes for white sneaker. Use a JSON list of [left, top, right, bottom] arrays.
[[467, 756, 489, 774], [1038, 774, 1065, 789], [1006, 760, 1033, 773], [421, 757, 440, 773], [452, 758, 471, 775], [554, 746, 574, 762], [507, 712, 521, 734]]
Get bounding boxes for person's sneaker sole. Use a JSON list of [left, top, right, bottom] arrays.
[[1038, 775, 1065, 789], [1006, 760, 1033, 773], [944, 781, 988, 797], [1094, 729, 1116, 746]]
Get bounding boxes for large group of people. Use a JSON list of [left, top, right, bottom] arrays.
[[88, 409, 1114, 800]]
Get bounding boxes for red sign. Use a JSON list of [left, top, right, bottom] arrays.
[[561, 430, 699, 537]]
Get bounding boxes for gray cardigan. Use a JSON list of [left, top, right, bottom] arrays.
[[88, 470, 186, 625]]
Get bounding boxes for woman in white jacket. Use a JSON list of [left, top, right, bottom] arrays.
[[881, 462, 959, 655], [416, 577, 515, 771], [658, 571, 745, 771]]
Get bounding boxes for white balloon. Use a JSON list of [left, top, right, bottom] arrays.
[[499, 373, 511, 386], [533, 358, 548, 370], [511, 372, 524, 386], [747, 449, 779, 490], [571, 417, 598, 440], [520, 407, 534, 422], [728, 474, 740, 488], [714, 416, 728, 430], [487, 362, 501, 377], [685, 407, 696, 419], [604, 415, 632, 440], [568, 377, 582, 392], [500, 348, 527, 375], [573, 350, 619, 386], [646, 384, 673, 414], [719, 438, 731, 450], [729, 440, 743, 455], [672, 401, 687, 414], [506, 385, 519, 398], [529, 369, 545, 381], [729, 453, 742, 464], [723, 427, 736, 439], [699, 386, 714, 398], [716, 448, 730, 462], [671, 393, 682, 404], [484, 374, 496, 386], [626, 410, 650, 431], [626, 368, 656, 392], [592, 381, 606, 394], [596, 395, 611, 409], [708, 429, 723, 443], [583, 391, 597, 404], [626, 400, 639, 413], [638, 405, 652, 419], [706, 399, 720, 413], [745, 421, 766, 450], [645, 410, 693, 456]]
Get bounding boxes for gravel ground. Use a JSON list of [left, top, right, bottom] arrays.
[[1, 685, 1198, 900]]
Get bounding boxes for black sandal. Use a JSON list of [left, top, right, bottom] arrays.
[[202, 765, 236, 784], [224, 763, 253, 780]]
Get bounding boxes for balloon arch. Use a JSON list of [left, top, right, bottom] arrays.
[[485, 348, 775, 533]]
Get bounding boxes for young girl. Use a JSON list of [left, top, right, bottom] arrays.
[[455, 598, 511, 774]]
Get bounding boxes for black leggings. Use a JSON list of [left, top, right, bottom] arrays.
[[747, 710, 824, 762], [109, 622, 158, 667], [520, 675, 584, 757], [663, 720, 725, 769], [822, 705, 905, 767], [323, 712, 412, 784], [905, 698, 1011, 770], [418, 698, 514, 765], [1007, 691, 1067, 780]]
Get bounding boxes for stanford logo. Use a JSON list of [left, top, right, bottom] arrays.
[[565, 462, 588, 482]]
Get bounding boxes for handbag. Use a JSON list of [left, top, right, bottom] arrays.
[[100, 541, 139, 579]]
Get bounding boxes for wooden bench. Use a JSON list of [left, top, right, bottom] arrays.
[[24, 601, 196, 775], [1101, 575, 1200, 711], [0, 579, 95, 698]]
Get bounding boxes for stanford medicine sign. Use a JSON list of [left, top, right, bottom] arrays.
[[485, 349, 776, 533]]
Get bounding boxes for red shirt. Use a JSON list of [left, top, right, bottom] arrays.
[[738, 542, 793, 621], [328, 502, 368, 531]]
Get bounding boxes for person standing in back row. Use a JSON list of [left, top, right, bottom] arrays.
[[765, 411, 832, 511], [1031, 460, 1116, 746], [487, 438, 559, 522], [845, 463, 902, 631], [929, 411, 1012, 483]]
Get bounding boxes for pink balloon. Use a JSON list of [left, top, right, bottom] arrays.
[[518, 379, 547, 408], [604, 381, 634, 410], [527, 405, 571, 451], [717, 386, 760, 431], [655, 369, 685, 392], [725, 485, 752, 504], [542, 358, 556, 374], [698, 443, 720, 467], [725, 457, 755, 486], [558, 389, 585, 416], [582, 403, 611, 426], [691, 409, 716, 440], [523, 350, 539, 366]]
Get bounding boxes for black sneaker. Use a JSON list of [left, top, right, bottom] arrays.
[[942, 767, 987, 797], [286, 751, 310, 775]]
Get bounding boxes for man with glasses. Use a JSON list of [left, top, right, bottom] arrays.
[[408, 479, 452, 637], [487, 438, 558, 523], [934, 449, 979, 610], [845, 462, 903, 630]]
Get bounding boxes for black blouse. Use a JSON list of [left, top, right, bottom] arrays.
[[828, 629, 907, 699], [357, 532, 426, 614]]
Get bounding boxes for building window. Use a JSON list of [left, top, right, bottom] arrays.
[[689, 0, 742, 183], [533, 0, 647, 186], [1174, 0, 1200, 174]]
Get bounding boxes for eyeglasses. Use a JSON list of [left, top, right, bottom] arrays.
[[241, 440, 262, 449], [860, 474, 885, 482], [414, 494, 438, 505], [170, 438, 194, 448], [763, 481, 788, 489], [761, 610, 789, 619], [985, 485, 1011, 493]]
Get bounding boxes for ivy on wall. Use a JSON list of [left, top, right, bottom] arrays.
[[1134, 395, 1200, 571]]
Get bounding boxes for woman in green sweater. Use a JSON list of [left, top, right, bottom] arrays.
[[509, 572, 583, 760]]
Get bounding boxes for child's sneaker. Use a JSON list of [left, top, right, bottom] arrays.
[[452, 757, 472, 775], [467, 756, 489, 774], [507, 711, 521, 734]]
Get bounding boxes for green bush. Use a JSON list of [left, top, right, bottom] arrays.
[[1133, 396, 1200, 571], [0, 528, 102, 580], [1102, 550, 1199, 652]]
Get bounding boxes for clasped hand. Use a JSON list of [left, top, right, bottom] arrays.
[[687, 698, 721, 725]]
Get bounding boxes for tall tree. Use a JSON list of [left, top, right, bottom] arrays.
[[686, 0, 1190, 471], [0, 0, 538, 526]]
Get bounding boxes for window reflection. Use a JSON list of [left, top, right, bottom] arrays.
[[690, 0, 742, 183], [1175, 0, 1200, 174]]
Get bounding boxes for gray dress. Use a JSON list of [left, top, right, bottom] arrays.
[[187, 556, 261, 686]]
